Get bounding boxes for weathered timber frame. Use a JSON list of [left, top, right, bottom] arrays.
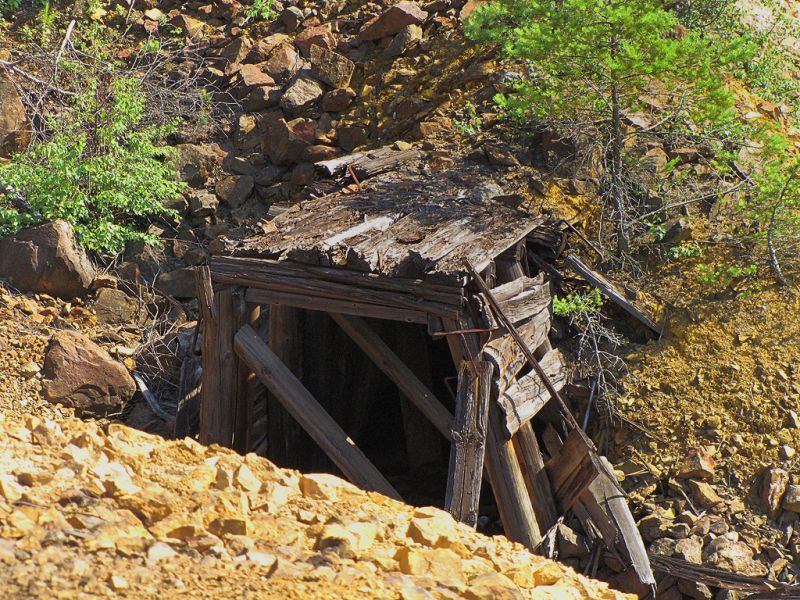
[[196, 179, 654, 585]]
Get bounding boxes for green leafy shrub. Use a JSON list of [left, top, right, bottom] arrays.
[[553, 288, 604, 318], [697, 263, 757, 286], [454, 101, 483, 137], [0, 77, 183, 254], [668, 242, 703, 260], [0, 0, 21, 19], [245, 0, 276, 20]]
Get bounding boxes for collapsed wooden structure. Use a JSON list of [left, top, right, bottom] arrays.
[[197, 158, 654, 585]]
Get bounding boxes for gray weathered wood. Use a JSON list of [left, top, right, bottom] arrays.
[[497, 349, 568, 438], [246, 287, 429, 324], [445, 360, 491, 527], [234, 324, 402, 501], [329, 313, 454, 440], [513, 423, 559, 534], [564, 253, 662, 333], [198, 287, 237, 447], [545, 428, 600, 512], [442, 316, 542, 550]]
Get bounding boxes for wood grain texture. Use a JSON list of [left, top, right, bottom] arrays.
[[234, 324, 402, 501], [445, 360, 491, 527]]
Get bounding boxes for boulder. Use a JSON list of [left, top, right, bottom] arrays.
[[702, 537, 766, 576], [384, 24, 423, 58], [310, 46, 355, 89], [263, 43, 300, 83], [155, 267, 197, 299], [0, 74, 28, 157], [356, 2, 427, 42], [761, 467, 789, 518], [216, 175, 255, 209], [337, 126, 369, 151], [41, 330, 136, 418], [782, 483, 800, 513], [0, 220, 96, 299], [188, 190, 219, 218], [321, 88, 356, 112], [219, 37, 253, 64], [281, 6, 304, 31], [173, 143, 225, 187], [677, 447, 715, 479], [236, 64, 275, 90], [93, 288, 139, 325], [280, 75, 325, 114], [242, 86, 282, 112], [294, 24, 337, 57], [245, 34, 290, 63]]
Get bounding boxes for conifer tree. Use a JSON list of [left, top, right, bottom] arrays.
[[465, 0, 752, 254]]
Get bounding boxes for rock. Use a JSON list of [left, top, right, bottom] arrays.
[[301, 145, 339, 163], [0, 73, 28, 156], [109, 575, 129, 591], [678, 579, 713, 600], [761, 467, 789, 518], [93, 288, 138, 325], [644, 147, 670, 172], [155, 267, 197, 299], [677, 447, 716, 479], [384, 24, 423, 58], [280, 75, 325, 114], [216, 175, 255, 209], [41, 330, 136, 418], [484, 144, 519, 167], [337, 126, 369, 151], [246, 551, 277, 567], [316, 521, 378, 558], [674, 536, 703, 564], [781, 445, 796, 460], [703, 537, 766, 576], [246, 34, 290, 63], [188, 190, 219, 217], [19, 360, 41, 380], [290, 162, 317, 185], [147, 542, 177, 564], [464, 572, 522, 600], [688, 480, 724, 508], [556, 523, 589, 559], [0, 220, 96, 299], [300, 473, 359, 500], [395, 547, 465, 586], [294, 24, 337, 57], [242, 86, 283, 112], [220, 37, 253, 64], [281, 6, 304, 31], [663, 217, 694, 243], [407, 506, 458, 547], [264, 116, 315, 165], [782, 484, 800, 513], [263, 43, 300, 83], [169, 13, 205, 40], [173, 143, 225, 187], [321, 88, 356, 112], [236, 64, 276, 89], [310, 46, 355, 88], [357, 2, 427, 42]]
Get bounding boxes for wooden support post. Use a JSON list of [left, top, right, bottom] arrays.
[[442, 317, 542, 550], [267, 305, 304, 466], [234, 324, 402, 501], [198, 285, 238, 447], [233, 302, 261, 453], [513, 423, 559, 533], [329, 313, 454, 440], [445, 360, 491, 527]]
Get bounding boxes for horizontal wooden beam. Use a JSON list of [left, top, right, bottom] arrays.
[[328, 313, 454, 440], [245, 288, 429, 324], [234, 324, 402, 501]]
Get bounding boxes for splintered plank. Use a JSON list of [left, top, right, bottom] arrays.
[[564, 254, 662, 333], [234, 324, 402, 501], [544, 428, 600, 513], [497, 349, 569, 438], [445, 360, 492, 527]]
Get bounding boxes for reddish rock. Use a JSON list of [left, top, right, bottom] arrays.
[[0, 220, 96, 299], [290, 163, 317, 186], [173, 143, 225, 187], [237, 64, 275, 89], [310, 45, 355, 89], [211, 0, 242, 19], [411, 117, 452, 140], [761, 467, 789, 519], [245, 34, 290, 63], [242, 86, 282, 112], [41, 331, 136, 418], [280, 75, 325, 114], [295, 24, 337, 57], [384, 23, 423, 58], [0, 74, 28, 157], [216, 175, 255, 209], [219, 36, 252, 64], [321, 88, 356, 112], [336, 126, 369, 151], [301, 144, 339, 162], [264, 117, 315, 165], [677, 447, 716, 479], [356, 2, 427, 42], [169, 13, 205, 40], [264, 43, 300, 83]]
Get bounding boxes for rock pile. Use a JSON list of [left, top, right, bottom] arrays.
[[0, 411, 630, 599]]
